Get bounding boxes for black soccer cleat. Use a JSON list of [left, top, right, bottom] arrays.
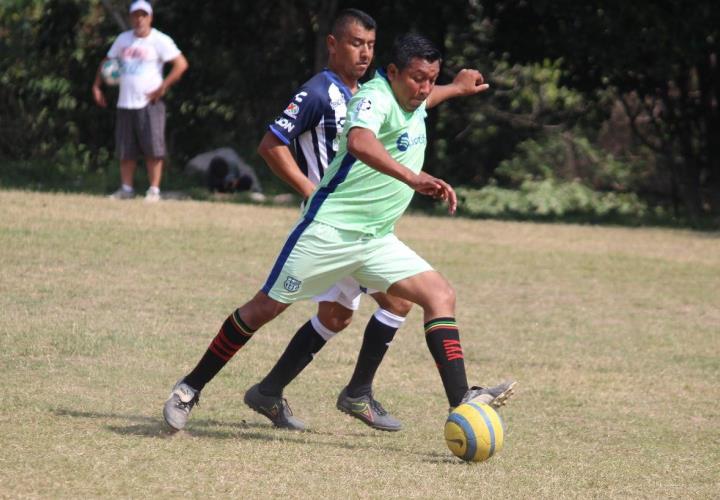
[[243, 383, 306, 431], [336, 386, 402, 432]]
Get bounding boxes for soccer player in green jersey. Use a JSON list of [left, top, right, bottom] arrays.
[[163, 33, 515, 432]]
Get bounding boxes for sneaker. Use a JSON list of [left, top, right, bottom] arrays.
[[144, 189, 161, 203], [336, 386, 402, 432], [456, 380, 517, 411], [109, 187, 135, 199], [163, 379, 200, 430], [248, 192, 267, 202], [243, 384, 306, 430]]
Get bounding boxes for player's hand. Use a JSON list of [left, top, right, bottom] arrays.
[[410, 172, 458, 215], [92, 84, 107, 108], [452, 69, 490, 96], [146, 84, 166, 103]]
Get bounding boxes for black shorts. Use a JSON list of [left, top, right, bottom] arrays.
[[115, 101, 166, 160]]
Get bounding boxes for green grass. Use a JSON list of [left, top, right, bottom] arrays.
[[1, 189, 719, 498]]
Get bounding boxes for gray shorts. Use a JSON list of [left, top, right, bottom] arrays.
[[115, 101, 166, 160]]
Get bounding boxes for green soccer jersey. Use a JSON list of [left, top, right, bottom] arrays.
[[303, 70, 428, 236]]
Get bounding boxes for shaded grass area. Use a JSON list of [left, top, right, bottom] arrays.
[[3, 158, 717, 228], [1, 190, 719, 498], [0, 157, 286, 202]]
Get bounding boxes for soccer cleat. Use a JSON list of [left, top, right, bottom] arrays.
[[243, 384, 306, 431], [109, 187, 135, 199], [163, 379, 200, 430], [336, 386, 402, 432], [144, 189, 161, 203], [457, 380, 517, 411]]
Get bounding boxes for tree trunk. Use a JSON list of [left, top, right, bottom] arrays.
[[312, 0, 338, 74], [699, 51, 720, 215], [677, 132, 704, 223], [100, 0, 128, 31]]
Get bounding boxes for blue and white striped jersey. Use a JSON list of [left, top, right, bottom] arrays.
[[268, 69, 354, 186]]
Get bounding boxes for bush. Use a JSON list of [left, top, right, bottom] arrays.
[[495, 134, 641, 191], [455, 179, 662, 224]]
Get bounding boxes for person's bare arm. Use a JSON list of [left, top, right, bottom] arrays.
[[426, 68, 489, 109], [91, 59, 109, 108], [346, 127, 457, 214], [147, 53, 189, 102], [257, 131, 316, 199]]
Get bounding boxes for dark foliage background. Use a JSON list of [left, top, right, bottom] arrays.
[[1, 0, 718, 226]]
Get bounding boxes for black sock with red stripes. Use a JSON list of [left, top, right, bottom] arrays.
[[184, 309, 256, 391], [424, 317, 469, 407]]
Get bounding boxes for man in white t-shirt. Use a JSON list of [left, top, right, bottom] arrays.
[[92, 1, 188, 202]]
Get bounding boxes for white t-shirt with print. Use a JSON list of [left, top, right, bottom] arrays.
[[107, 28, 181, 109]]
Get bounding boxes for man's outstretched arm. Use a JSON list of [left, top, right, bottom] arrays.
[[426, 68, 490, 109]]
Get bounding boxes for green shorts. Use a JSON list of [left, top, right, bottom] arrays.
[[261, 219, 433, 304]]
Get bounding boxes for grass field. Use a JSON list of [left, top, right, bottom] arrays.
[[1, 189, 718, 498]]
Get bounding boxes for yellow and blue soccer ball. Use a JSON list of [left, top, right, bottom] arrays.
[[444, 401, 504, 462]]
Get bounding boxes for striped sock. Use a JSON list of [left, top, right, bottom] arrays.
[[424, 317, 469, 407], [184, 309, 256, 391]]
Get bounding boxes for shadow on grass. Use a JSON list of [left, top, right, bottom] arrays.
[[52, 406, 461, 463]]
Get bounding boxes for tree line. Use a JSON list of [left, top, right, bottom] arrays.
[[1, 0, 718, 225]]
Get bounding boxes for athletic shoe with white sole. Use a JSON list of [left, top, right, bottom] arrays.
[[243, 383, 306, 430], [336, 386, 402, 432], [163, 379, 200, 430], [109, 187, 135, 199], [144, 189, 161, 203], [455, 380, 517, 411]]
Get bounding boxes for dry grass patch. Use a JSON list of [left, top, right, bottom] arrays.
[[1, 190, 718, 498]]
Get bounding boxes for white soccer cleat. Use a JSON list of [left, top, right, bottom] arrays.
[[457, 380, 517, 410], [163, 379, 199, 430]]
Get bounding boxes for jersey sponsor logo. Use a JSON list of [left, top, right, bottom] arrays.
[[274, 117, 295, 133], [396, 132, 426, 152], [397, 133, 410, 151], [283, 276, 302, 292], [284, 102, 300, 118]]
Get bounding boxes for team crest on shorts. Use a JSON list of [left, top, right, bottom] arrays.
[[283, 276, 302, 292]]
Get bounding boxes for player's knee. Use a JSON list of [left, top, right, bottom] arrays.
[[372, 293, 412, 318], [241, 292, 289, 328], [434, 282, 456, 311], [317, 303, 354, 333], [384, 297, 413, 318], [317, 309, 353, 332]]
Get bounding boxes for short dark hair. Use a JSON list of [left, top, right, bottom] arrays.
[[331, 8, 376, 38], [391, 33, 442, 70]]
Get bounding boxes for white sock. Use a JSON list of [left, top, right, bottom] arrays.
[[147, 186, 160, 195], [374, 308, 406, 328], [121, 184, 134, 193], [310, 315, 338, 341]]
